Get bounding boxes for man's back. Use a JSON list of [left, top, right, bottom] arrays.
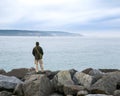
[[32, 46, 43, 60]]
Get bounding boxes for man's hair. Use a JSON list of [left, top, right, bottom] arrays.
[[36, 42, 39, 46]]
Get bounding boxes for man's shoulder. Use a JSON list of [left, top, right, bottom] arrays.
[[33, 47, 36, 50]]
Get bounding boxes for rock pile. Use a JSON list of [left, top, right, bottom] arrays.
[[0, 68, 120, 96]]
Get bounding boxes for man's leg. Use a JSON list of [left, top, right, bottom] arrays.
[[38, 59, 44, 72], [35, 59, 39, 72]]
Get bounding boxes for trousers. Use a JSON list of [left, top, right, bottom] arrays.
[[34, 59, 44, 72]]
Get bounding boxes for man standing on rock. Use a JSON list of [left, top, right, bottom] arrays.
[[32, 42, 44, 73]]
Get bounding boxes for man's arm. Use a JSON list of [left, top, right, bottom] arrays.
[[40, 47, 44, 55], [32, 48, 35, 56]]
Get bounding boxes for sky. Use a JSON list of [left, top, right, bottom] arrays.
[[0, 0, 120, 35]]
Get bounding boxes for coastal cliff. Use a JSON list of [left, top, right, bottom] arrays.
[[0, 68, 120, 96]]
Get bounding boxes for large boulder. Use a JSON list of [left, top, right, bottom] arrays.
[[74, 72, 95, 89], [5, 68, 31, 80], [91, 71, 120, 95], [0, 75, 23, 91], [22, 74, 53, 96], [52, 70, 74, 93]]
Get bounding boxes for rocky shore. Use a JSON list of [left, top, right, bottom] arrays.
[[0, 68, 120, 96]]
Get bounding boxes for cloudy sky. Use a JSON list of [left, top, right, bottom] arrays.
[[0, 0, 120, 34]]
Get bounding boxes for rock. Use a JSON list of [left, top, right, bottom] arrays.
[[0, 75, 23, 91], [66, 95, 73, 96], [86, 94, 113, 96], [74, 72, 95, 89], [114, 90, 120, 96], [24, 74, 41, 82], [0, 91, 12, 96], [82, 68, 93, 74], [0, 69, 6, 74], [63, 85, 85, 95], [45, 70, 59, 80], [69, 69, 77, 78], [77, 90, 88, 96], [14, 83, 23, 96], [99, 69, 119, 73], [51, 70, 74, 93], [50, 93, 64, 96], [5, 68, 31, 80], [23, 75, 53, 96], [116, 81, 120, 89], [88, 69, 104, 83], [91, 71, 120, 95]]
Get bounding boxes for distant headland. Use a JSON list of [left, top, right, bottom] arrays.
[[0, 30, 82, 36]]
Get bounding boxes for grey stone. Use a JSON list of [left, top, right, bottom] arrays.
[[88, 69, 104, 83], [86, 94, 113, 96], [82, 68, 93, 74], [77, 90, 88, 96], [50, 93, 64, 96], [0, 75, 23, 91], [0, 91, 12, 96], [0, 69, 6, 74], [52, 70, 74, 93], [23, 75, 53, 96], [74, 72, 94, 89], [114, 90, 120, 96], [5, 68, 30, 80], [91, 71, 120, 95], [14, 83, 23, 96], [63, 85, 85, 95]]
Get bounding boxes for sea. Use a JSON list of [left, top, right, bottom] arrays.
[[0, 36, 120, 72]]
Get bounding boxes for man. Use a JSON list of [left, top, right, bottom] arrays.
[[32, 42, 44, 73]]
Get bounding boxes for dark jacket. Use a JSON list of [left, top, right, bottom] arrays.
[[32, 46, 44, 60]]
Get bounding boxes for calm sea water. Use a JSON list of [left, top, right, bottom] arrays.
[[0, 36, 120, 71]]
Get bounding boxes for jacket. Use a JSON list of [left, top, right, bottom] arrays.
[[32, 46, 44, 60]]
